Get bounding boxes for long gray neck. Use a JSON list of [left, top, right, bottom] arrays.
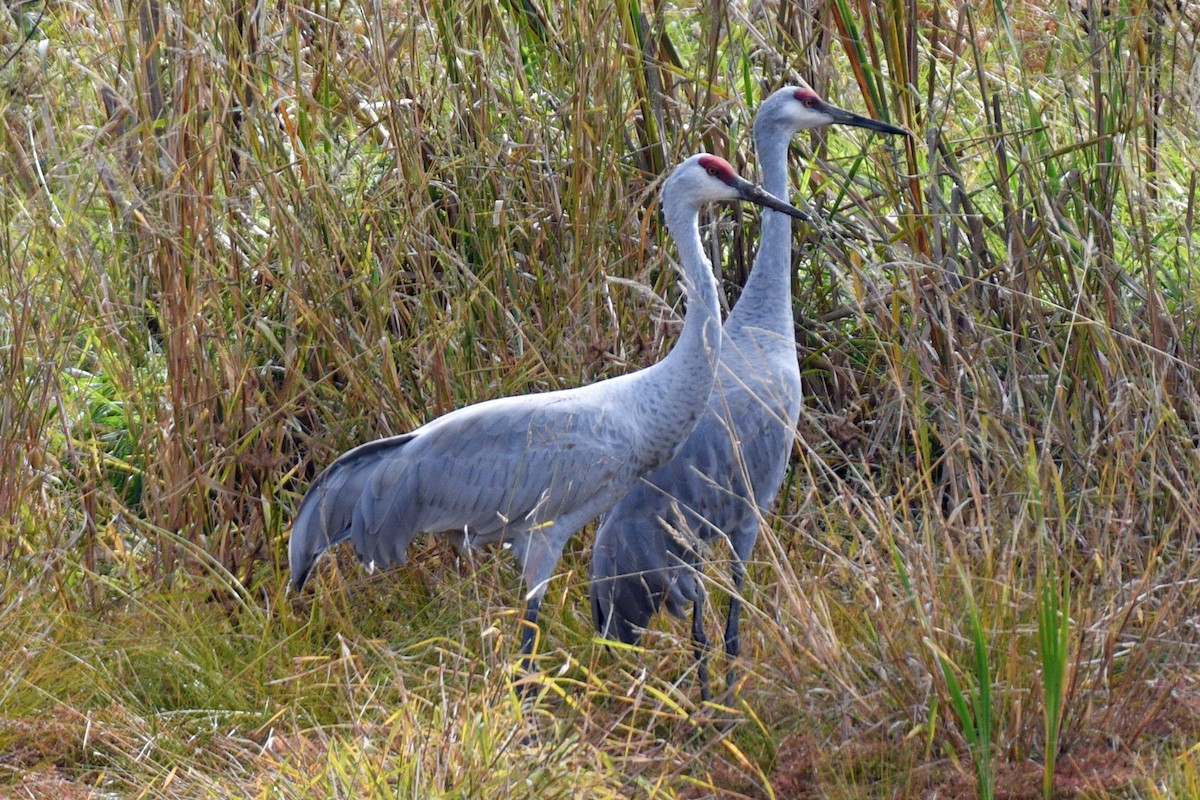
[[726, 129, 794, 338], [628, 199, 721, 463]]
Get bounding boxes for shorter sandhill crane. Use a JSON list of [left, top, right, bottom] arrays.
[[289, 154, 809, 674], [591, 85, 908, 700]]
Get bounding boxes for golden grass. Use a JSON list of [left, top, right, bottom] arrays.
[[2, 0, 1199, 796]]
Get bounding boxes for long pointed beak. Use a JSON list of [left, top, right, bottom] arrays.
[[730, 177, 810, 221], [825, 105, 910, 137]]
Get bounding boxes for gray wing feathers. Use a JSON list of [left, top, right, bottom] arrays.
[[590, 499, 684, 643], [292, 395, 637, 592], [289, 433, 417, 590]]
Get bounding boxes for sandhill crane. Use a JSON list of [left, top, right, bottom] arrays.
[[289, 154, 809, 674], [590, 86, 908, 699]]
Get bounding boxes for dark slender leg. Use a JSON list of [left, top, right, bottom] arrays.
[[692, 594, 712, 702], [516, 595, 543, 697], [722, 556, 747, 694]]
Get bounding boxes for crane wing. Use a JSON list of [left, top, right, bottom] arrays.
[[288, 432, 417, 589], [290, 390, 639, 589]]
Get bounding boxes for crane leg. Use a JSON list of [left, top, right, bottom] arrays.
[[519, 594, 542, 658], [512, 528, 567, 698], [722, 554, 747, 695], [691, 593, 712, 703], [513, 595, 543, 698]]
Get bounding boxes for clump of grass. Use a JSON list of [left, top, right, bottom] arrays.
[[934, 567, 995, 800], [1036, 560, 1071, 800]]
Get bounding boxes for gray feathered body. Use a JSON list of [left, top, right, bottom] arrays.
[[588, 299, 802, 642], [289, 364, 713, 599], [288, 154, 742, 611], [590, 107, 802, 646], [590, 89, 905, 687]]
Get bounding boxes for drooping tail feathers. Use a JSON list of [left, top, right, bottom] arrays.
[[588, 509, 703, 645], [288, 433, 415, 591]]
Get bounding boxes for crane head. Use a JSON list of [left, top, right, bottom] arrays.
[[756, 83, 910, 139], [666, 154, 810, 220]]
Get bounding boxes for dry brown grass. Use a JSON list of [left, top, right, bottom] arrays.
[[1, 0, 1199, 796]]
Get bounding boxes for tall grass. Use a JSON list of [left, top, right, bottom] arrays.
[[2, 0, 1199, 796]]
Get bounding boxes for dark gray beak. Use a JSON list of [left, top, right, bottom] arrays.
[[729, 176, 810, 221], [825, 104, 910, 137]]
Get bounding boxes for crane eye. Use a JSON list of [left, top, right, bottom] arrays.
[[803, 98, 817, 108], [707, 167, 718, 176]]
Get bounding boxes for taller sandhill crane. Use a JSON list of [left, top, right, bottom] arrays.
[[289, 154, 809, 668], [590, 86, 908, 699]]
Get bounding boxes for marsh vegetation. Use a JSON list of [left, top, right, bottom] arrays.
[[2, 0, 1199, 796]]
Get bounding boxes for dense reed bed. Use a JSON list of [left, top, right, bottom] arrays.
[[2, 0, 1198, 795]]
